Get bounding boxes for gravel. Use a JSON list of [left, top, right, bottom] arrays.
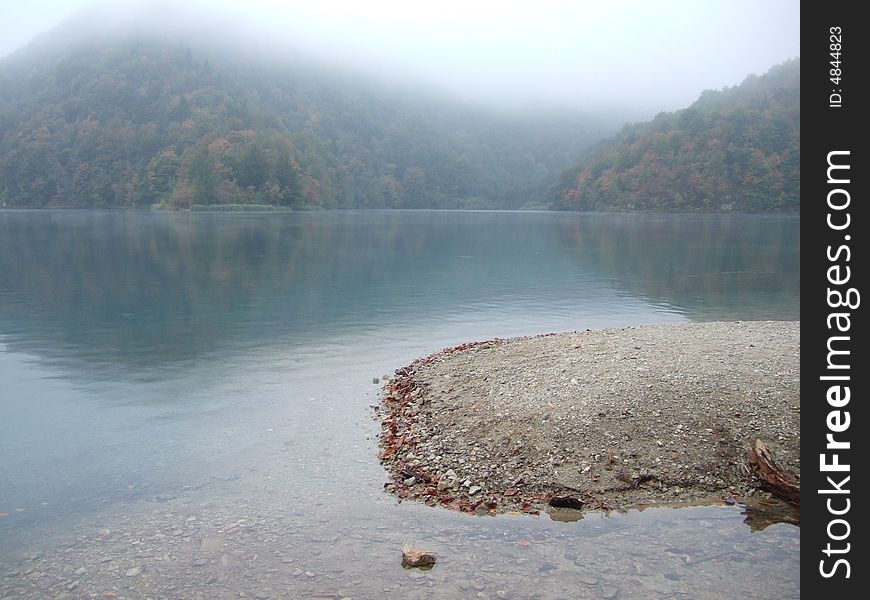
[[377, 321, 800, 515]]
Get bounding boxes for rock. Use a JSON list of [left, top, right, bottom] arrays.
[[600, 586, 620, 599], [549, 496, 585, 510], [125, 566, 142, 577], [200, 536, 225, 552], [403, 477, 417, 486], [401, 547, 437, 568], [373, 378, 380, 384], [468, 486, 482, 495]]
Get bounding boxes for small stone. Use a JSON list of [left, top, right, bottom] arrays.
[[200, 536, 224, 552], [468, 486, 482, 495], [401, 547, 437, 568], [125, 566, 142, 577], [373, 378, 380, 384], [403, 477, 417, 486], [600, 586, 620, 599]]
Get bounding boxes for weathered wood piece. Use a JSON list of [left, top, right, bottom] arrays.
[[747, 438, 800, 506]]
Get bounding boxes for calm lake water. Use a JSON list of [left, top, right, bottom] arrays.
[[0, 210, 799, 598]]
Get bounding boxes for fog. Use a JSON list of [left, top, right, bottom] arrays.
[[3, 0, 799, 114]]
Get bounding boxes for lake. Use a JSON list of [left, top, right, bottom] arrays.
[[0, 210, 799, 598]]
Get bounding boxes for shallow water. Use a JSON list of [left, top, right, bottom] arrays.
[[0, 210, 799, 598]]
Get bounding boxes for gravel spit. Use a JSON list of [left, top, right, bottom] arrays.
[[377, 321, 800, 515]]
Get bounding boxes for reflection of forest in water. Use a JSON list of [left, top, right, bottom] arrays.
[[555, 213, 799, 320], [0, 210, 798, 374]]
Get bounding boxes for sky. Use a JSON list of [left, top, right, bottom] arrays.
[[0, 0, 800, 113]]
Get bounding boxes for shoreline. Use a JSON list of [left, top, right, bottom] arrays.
[[376, 321, 800, 517]]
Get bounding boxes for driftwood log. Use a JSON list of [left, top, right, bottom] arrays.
[[747, 438, 800, 506]]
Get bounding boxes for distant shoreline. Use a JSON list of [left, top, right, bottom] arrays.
[[0, 206, 801, 216], [377, 321, 800, 517]]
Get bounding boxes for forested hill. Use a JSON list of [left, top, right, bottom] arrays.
[[0, 27, 609, 210], [552, 59, 800, 213]]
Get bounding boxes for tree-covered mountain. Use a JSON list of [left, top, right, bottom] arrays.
[[0, 23, 610, 210], [552, 59, 800, 212]]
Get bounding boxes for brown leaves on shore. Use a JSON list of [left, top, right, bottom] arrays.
[[377, 338, 549, 516], [377, 323, 800, 522]]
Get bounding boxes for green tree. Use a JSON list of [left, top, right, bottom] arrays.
[[188, 152, 218, 205], [146, 150, 181, 202]]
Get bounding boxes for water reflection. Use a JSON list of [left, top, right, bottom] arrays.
[[554, 212, 800, 320], [0, 210, 798, 378], [0, 210, 799, 598]]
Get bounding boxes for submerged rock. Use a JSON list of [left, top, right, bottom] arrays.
[[401, 547, 437, 568]]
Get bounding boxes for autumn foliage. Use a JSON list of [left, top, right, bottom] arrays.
[[0, 34, 605, 209], [553, 59, 800, 213]]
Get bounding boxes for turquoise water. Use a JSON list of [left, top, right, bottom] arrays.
[[0, 210, 799, 598]]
